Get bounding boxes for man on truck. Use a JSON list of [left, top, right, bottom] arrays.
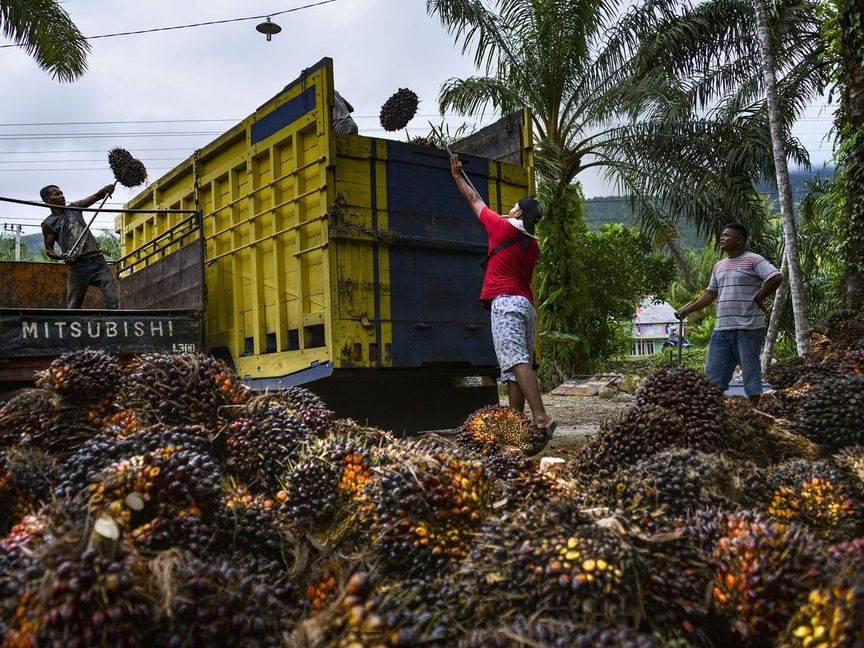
[[450, 153, 556, 442], [40, 183, 119, 309], [675, 223, 782, 404]]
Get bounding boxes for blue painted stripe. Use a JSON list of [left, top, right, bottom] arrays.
[[251, 85, 316, 145], [370, 139, 383, 368]]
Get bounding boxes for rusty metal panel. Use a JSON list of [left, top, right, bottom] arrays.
[[0, 261, 113, 309], [117, 239, 204, 311], [0, 309, 202, 358], [450, 110, 528, 166]]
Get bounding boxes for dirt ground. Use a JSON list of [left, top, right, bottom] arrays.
[[499, 391, 635, 459]]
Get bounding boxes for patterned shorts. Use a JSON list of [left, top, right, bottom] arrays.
[[490, 295, 536, 382]]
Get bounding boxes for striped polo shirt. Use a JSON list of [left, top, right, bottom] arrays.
[[707, 251, 780, 330]]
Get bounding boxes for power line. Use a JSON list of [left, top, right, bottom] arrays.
[[0, 0, 338, 49], [0, 148, 196, 155]]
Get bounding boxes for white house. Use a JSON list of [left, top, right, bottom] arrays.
[[632, 297, 679, 356]]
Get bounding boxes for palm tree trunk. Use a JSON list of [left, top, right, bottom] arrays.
[[761, 252, 789, 368], [838, 1, 864, 311], [753, 0, 811, 354], [666, 238, 698, 293]]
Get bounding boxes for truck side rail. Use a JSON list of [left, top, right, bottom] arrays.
[[116, 212, 202, 277]]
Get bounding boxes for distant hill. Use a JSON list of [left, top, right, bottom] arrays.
[[584, 166, 833, 249]]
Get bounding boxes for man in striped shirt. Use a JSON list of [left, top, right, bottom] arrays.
[[675, 224, 782, 403]]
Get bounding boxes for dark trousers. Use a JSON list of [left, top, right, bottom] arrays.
[[67, 254, 119, 309]]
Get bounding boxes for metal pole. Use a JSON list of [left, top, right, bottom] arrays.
[[3, 223, 22, 261], [68, 184, 115, 258], [678, 317, 684, 366], [444, 143, 480, 198]]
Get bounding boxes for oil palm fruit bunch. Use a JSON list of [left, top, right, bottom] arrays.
[[457, 404, 547, 456], [835, 446, 864, 490], [108, 147, 148, 187], [0, 388, 95, 456], [782, 581, 864, 648], [277, 456, 341, 530], [1, 446, 57, 505], [296, 572, 459, 647], [244, 387, 333, 436], [35, 349, 121, 403], [692, 510, 826, 643], [635, 366, 726, 451], [758, 386, 809, 420], [215, 484, 290, 561], [491, 466, 566, 512], [379, 88, 419, 131], [764, 355, 825, 390], [226, 411, 310, 493], [459, 622, 657, 648], [364, 450, 492, 575], [463, 501, 637, 624], [808, 308, 864, 365], [762, 460, 861, 542], [590, 449, 739, 521], [88, 444, 222, 552], [55, 424, 211, 499], [571, 405, 687, 480], [721, 398, 772, 465], [3, 545, 154, 648], [795, 374, 864, 450], [119, 353, 248, 426], [148, 554, 288, 647]]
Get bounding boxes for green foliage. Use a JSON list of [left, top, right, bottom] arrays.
[[0, 233, 31, 260], [0, 0, 90, 81], [536, 184, 675, 385], [95, 230, 121, 260], [650, 344, 709, 373]]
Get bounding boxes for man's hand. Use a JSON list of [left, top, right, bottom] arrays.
[[97, 184, 114, 199], [674, 308, 689, 320], [450, 154, 463, 179]]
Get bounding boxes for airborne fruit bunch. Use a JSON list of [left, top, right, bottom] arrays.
[[457, 405, 547, 456], [379, 88, 419, 131], [107, 147, 147, 187], [119, 353, 248, 426], [692, 511, 825, 642], [795, 374, 864, 450], [35, 350, 121, 403]]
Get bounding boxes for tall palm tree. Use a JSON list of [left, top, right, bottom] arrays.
[[753, 0, 811, 354], [427, 0, 787, 372], [1, 0, 90, 82]]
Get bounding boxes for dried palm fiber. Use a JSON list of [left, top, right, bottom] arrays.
[[808, 307, 864, 366], [107, 147, 148, 187], [379, 88, 419, 131], [457, 404, 547, 456]]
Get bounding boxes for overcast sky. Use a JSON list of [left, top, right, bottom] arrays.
[[0, 0, 837, 236]]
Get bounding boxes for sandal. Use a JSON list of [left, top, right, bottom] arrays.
[[538, 420, 557, 440]]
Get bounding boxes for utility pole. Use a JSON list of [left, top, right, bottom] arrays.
[[3, 223, 23, 261]]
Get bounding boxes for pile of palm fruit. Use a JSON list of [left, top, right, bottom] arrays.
[[1, 308, 863, 647]]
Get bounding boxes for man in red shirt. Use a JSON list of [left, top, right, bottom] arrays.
[[450, 154, 556, 441]]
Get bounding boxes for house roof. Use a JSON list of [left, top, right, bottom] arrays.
[[634, 297, 678, 324]]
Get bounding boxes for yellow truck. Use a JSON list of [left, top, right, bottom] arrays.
[[119, 58, 534, 431]]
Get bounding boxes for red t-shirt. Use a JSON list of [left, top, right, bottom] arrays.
[[479, 206, 540, 309]]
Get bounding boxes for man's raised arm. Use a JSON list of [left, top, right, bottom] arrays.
[[71, 184, 115, 209]]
